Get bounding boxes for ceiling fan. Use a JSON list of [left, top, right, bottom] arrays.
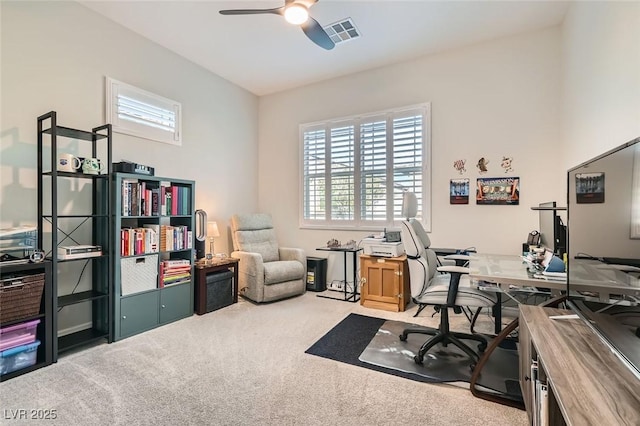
[[219, 0, 335, 50]]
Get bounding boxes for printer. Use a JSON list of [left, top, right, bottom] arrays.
[[361, 237, 405, 258]]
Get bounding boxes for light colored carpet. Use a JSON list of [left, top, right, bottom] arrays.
[[0, 291, 526, 425]]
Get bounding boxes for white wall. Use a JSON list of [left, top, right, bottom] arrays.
[[562, 1, 640, 167], [258, 27, 564, 266], [0, 1, 259, 255], [0, 1, 258, 331]]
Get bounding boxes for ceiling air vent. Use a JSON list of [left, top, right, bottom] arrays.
[[323, 18, 360, 45]]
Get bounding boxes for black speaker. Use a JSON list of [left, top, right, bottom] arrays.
[[306, 257, 327, 292]]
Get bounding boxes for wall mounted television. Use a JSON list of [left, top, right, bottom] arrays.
[[566, 136, 640, 379]]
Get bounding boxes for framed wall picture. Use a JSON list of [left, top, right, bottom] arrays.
[[476, 177, 520, 205], [575, 172, 605, 204], [450, 178, 469, 204]]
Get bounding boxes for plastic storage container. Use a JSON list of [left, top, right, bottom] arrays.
[[0, 340, 40, 375], [0, 319, 40, 351]]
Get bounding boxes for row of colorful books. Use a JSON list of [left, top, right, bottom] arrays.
[[121, 179, 191, 217], [159, 259, 192, 287], [120, 225, 192, 256]]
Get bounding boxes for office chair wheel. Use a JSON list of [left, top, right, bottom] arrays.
[[469, 363, 476, 372], [414, 355, 423, 365], [399, 334, 407, 342], [477, 343, 487, 353]]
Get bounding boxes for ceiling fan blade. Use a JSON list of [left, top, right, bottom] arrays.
[[301, 17, 335, 50], [219, 7, 283, 16], [289, 0, 318, 7]]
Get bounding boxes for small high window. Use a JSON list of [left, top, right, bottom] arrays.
[[106, 77, 181, 146]]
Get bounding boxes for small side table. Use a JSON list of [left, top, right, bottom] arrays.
[[194, 257, 239, 315], [315, 246, 362, 303]]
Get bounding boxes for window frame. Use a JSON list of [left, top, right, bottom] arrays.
[[106, 77, 182, 146], [299, 103, 431, 232]]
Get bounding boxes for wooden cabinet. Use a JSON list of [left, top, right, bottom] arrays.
[[359, 255, 409, 312], [112, 173, 195, 341], [519, 305, 640, 425], [194, 258, 239, 315]]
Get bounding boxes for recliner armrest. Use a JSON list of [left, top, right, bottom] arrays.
[[231, 251, 264, 278], [279, 247, 305, 264]]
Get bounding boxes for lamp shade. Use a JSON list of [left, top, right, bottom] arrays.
[[207, 221, 220, 238]]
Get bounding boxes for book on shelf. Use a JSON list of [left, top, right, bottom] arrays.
[[159, 181, 171, 216], [142, 224, 159, 253], [163, 272, 191, 281], [120, 227, 160, 256], [164, 278, 191, 287], [163, 258, 190, 264], [159, 259, 191, 288]]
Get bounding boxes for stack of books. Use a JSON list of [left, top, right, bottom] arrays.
[[120, 225, 159, 256], [159, 259, 191, 287], [58, 245, 102, 260]]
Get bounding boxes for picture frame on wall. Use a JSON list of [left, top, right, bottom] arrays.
[[575, 172, 605, 204], [450, 178, 469, 204], [476, 177, 520, 205]]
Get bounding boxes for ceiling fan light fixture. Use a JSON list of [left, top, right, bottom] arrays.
[[284, 4, 309, 25]]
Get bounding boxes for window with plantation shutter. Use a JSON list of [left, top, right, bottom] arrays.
[[300, 103, 431, 230], [303, 128, 326, 220], [330, 125, 355, 221], [106, 77, 182, 146]]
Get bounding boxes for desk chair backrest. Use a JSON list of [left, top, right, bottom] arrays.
[[400, 192, 439, 298]]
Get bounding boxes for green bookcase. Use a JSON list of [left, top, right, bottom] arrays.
[[112, 172, 195, 340]]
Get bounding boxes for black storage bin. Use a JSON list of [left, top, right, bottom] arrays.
[[306, 257, 327, 292], [205, 270, 234, 312]]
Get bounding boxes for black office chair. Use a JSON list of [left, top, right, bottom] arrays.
[[398, 192, 497, 368]]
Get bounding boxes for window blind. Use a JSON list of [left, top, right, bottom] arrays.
[[300, 103, 430, 229]]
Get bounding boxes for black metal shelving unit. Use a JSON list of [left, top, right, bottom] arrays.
[[37, 111, 113, 359]]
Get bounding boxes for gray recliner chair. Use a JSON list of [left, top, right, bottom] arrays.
[[230, 213, 306, 303], [398, 192, 497, 368]]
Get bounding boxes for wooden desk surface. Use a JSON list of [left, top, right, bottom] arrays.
[[520, 305, 640, 425]]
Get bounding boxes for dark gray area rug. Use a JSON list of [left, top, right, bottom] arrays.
[[305, 313, 522, 402]]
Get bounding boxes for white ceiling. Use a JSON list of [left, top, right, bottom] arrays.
[[79, 0, 571, 96]]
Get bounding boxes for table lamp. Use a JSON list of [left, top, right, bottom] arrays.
[[206, 221, 220, 260]]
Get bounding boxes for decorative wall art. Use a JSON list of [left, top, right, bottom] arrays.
[[476, 157, 489, 174], [450, 178, 470, 204], [453, 159, 467, 175], [575, 172, 605, 203], [476, 177, 520, 205], [500, 156, 513, 173]]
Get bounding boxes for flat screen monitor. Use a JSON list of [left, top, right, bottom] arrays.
[[538, 201, 566, 256], [566, 136, 640, 379]]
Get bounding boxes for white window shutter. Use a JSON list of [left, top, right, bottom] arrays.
[[106, 77, 182, 146]]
